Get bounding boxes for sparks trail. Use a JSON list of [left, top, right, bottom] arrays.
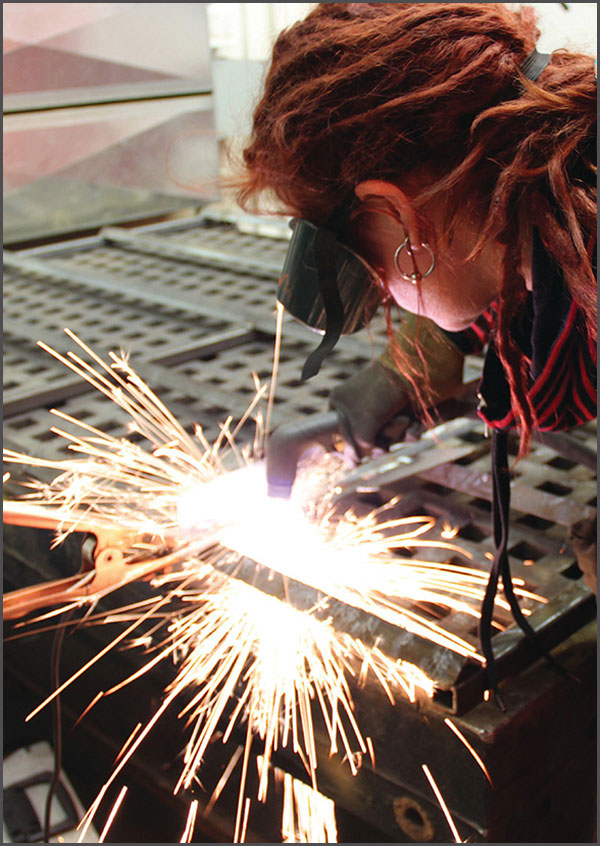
[[3, 330, 544, 841], [422, 764, 463, 843]]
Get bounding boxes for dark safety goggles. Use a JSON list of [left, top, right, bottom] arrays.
[[277, 216, 382, 380]]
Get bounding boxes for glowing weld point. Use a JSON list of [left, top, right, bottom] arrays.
[[177, 463, 267, 534]]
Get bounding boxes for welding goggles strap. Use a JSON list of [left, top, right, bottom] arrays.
[[300, 226, 345, 381]]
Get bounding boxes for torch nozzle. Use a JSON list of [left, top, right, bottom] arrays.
[[266, 411, 342, 499]]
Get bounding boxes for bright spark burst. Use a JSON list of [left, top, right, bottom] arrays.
[[3, 331, 546, 841]]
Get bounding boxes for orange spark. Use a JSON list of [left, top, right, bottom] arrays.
[[421, 763, 462, 843], [180, 799, 199, 843], [441, 521, 459, 539], [444, 717, 494, 786], [98, 785, 128, 843]]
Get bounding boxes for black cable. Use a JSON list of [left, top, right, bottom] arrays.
[[481, 430, 573, 711], [479, 429, 509, 711], [43, 609, 75, 842]]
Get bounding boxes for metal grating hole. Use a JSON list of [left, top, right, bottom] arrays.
[[560, 563, 583, 580], [469, 497, 492, 512], [508, 540, 546, 562], [459, 429, 486, 444], [202, 405, 228, 416], [8, 417, 38, 430], [507, 437, 520, 457], [457, 523, 487, 542], [393, 547, 415, 559], [422, 482, 452, 497], [454, 452, 481, 466], [536, 480, 573, 497], [547, 455, 579, 471], [517, 514, 554, 531], [37, 430, 56, 442]]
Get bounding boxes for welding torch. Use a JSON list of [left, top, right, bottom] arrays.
[[266, 345, 416, 499], [266, 411, 419, 499], [266, 359, 480, 499]]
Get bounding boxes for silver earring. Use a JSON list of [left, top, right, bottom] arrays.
[[393, 237, 435, 284]]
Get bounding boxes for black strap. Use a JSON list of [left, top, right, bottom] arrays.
[[301, 228, 346, 381], [520, 49, 551, 83], [481, 429, 570, 710], [479, 429, 510, 710]]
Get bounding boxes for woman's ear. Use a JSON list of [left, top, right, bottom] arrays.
[[354, 180, 422, 247]]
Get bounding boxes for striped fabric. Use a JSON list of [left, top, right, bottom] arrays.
[[444, 229, 597, 433]]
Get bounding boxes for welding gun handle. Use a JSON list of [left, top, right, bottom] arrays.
[[266, 411, 342, 499]]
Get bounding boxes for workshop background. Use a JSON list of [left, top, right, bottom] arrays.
[[3, 3, 597, 844]]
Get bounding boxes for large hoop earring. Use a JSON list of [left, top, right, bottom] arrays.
[[393, 237, 436, 285]]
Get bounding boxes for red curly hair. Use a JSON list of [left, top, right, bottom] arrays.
[[236, 3, 597, 451]]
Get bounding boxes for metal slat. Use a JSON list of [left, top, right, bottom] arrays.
[[418, 461, 596, 527], [4, 248, 386, 358], [3, 251, 250, 327], [101, 226, 284, 277]]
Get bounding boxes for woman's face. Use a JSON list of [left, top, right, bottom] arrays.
[[349, 185, 504, 332]]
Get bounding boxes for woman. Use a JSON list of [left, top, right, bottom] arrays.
[[235, 3, 597, 696]]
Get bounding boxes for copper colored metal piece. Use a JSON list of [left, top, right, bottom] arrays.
[[3, 501, 186, 621]]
